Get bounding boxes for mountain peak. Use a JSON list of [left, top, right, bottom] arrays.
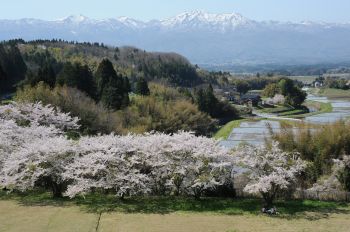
[[161, 10, 254, 28], [58, 15, 89, 23]]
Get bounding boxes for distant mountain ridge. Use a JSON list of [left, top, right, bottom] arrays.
[[1, 11, 350, 65]]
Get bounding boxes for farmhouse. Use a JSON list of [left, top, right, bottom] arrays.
[[239, 94, 261, 106], [214, 87, 239, 102]]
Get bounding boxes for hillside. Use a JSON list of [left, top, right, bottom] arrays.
[[15, 40, 203, 87], [1, 39, 239, 137]]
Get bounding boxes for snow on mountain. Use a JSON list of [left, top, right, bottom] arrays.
[[160, 10, 256, 30], [1, 11, 350, 65], [58, 15, 90, 24]]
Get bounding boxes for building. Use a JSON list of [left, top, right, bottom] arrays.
[[214, 87, 239, 102], [239, 94, 262, 106]]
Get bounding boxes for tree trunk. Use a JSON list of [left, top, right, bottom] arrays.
[[264, 196, 273, 209], [51, 182, 63, 198], [261, 192, 274, 209], [193, 187, 203, 200]]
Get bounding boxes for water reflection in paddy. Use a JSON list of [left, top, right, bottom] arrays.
[[220, 94, 350, 149]]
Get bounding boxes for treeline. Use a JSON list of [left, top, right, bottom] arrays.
[[21, 58, 130, 111], [15, 39, 203, 87], [316, 76, 350, 90], [3, 38, 108, 48], [231, 77, 280, 95]]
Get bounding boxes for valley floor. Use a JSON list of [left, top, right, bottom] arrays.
[[1, 198, 350, 232]]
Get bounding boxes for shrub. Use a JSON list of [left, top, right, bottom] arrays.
[[15, 83, 124, 135], [270, 121, 350, 183]]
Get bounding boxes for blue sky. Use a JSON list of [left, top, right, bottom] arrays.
[[2, 0, 350, 22]]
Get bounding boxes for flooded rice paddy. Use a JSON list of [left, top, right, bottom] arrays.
[[220, 94, 350, 148]]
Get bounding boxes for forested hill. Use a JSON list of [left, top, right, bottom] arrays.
[[0, 39, 238, 136], [3, 39, 204, 89]]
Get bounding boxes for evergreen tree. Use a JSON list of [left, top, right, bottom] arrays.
[[204, 84, 218, 116], [122, 76, 131, 107], [95, 59, 129, 110], [57, 62, 96, 99], [195, 84, 238, 119], [135, 77, 150, 96], [0, 64, 6, 94], [0, 64, 5, 81], [79, 64, 97, 99], [195, 88, 207, 113], [56, 62, 76, 86], [95, 59, 117, 98], [39, 63, 56, 88], [195, 85, 218, 115], [23, 63, 56, 88], [0, 44, 27, 92], [123, 76, 131, 93]]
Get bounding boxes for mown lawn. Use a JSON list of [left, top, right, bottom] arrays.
[[1, 191, 350, 231]]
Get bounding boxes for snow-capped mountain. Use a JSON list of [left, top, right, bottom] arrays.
[[160, 10, 256, 30], [1, 11, 350, 65]]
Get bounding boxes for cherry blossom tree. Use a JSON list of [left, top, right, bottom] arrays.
[[2, 137, 76, 197], [63, 134, 151, 198], [0, 102, 80, 197], [0, 101, 235, 199], [63, 132, 234, 199], [234, 142, 307, 207], [0, 102, 79, 131], [334, 155, 350, 191]]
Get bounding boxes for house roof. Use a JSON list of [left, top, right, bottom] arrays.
[[241, 94, 261, 100]]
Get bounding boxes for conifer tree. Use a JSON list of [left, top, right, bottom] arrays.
[[95, 59, 129, 110], [0, 44, 27, 92], [39, 63, 56, 88], [0, 64, 6, 94], [135, 76, 150, 96], [57, 62, 96, 99]]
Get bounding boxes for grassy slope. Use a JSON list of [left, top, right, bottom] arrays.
[[257, 100, 332, 118], [287, 100, 333, 119], [311, 88, 350, 98], [214, 119, 247, 140], [319, 88, 350, 98], [258, 106, 292, 114], [1, 192, 350, 232], [259, 106, 308, 117]]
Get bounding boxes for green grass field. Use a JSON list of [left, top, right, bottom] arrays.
[[1, 192, 350, 232], [288, 100, 333, 119], [214, 119, 248, 140], [310, 88, 350, 99]]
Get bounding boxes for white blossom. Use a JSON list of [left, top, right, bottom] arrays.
[[0, 102, 235, 199], [234, 142, 307, 206]]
